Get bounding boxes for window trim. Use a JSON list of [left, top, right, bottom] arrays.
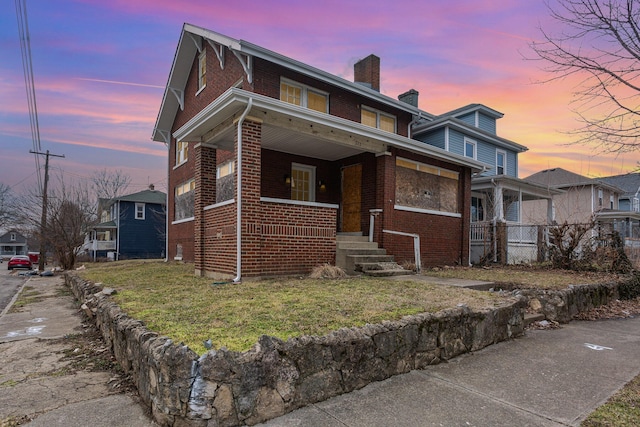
[[175, 140, 188, 167], [197, 50, 206, 92], [290, 162, 316, 202], [280, 77, 329, 113], [464, 137, 477, 160], [135, 203, 145, 220], [361, 106, 397, 133], [496, 149, 506, 175]]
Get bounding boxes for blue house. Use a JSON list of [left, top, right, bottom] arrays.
[[85, 185, 166, 260], [410, 103, 561, 263]]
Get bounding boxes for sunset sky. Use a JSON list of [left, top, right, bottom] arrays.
[[1, 0, 637, 196]]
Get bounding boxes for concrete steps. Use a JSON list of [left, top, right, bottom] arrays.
[[336, 234, 411, 276]]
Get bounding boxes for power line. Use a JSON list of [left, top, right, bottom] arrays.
[[15, 0, 43, 192]]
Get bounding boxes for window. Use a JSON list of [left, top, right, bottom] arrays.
[[290, 163, 316, 202], [280, 79, 328, 113], [471, 197, 484, 222], [176, 141, 188, 165], [361, 107, 396, 133], [135, 203, 145, 220], [598, 189, 603, 207], [496, 150, 506, 175], [610, 194, 614, 209], [464, 138, 476, 159], [395, 157, 459, 214], [175, 179, 195, 220], [198, 50, 206, 91], [634, 197, 639, 212], [10, 233, 16, 241], [217, 160, 235, 178]]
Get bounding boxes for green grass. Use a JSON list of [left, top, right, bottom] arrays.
[[79, 260, 514, 354], [426, 265, 622, 290], [582, 374, 640, 426]]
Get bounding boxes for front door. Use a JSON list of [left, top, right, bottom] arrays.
[[341, 164, 362, 232]]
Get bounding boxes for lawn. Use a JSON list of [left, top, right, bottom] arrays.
[[79, 260, 516, 355], [426, 265, 622, 290]]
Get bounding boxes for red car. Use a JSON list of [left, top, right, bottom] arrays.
[[7, 255, 33, 270]]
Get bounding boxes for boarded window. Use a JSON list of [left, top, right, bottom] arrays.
[[395, 157, 459, 214], [175, 179, 195, 220]]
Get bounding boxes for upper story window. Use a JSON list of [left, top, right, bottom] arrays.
[[135, 203, 145, 220], [10, 233, 16, 241], [610, 194, 614, 209], [361, 107, 396, 133], [598, 188, 603, 207], [496, 150, 506, 175], [633, 197, 639, 212], [280, 78, 328, 113], [198, 50, 206, 91], [176, 141, 188, 165], [464, 138, 477, 159]]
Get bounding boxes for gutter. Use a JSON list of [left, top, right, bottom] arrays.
[[233, 98, 253, 283]]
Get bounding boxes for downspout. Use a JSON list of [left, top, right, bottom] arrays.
[[407, 112, 425, 139], [233, 98, 253, 283]]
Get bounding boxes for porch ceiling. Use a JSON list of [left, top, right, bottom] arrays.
[[208, 118, 371, 161]]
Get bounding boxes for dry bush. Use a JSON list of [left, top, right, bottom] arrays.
[[309, 264, 347, 279]]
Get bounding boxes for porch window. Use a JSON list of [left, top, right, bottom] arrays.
[[496, 150, 506, 175], [198, 50, 206, 91], [176, 141, 188, 165], [290, 163, 316, 202], [471, 196, 484, 222], [395, 157, 459, 214], [361, 107, 396, 133], [280, 78, 328, 113], [216, 160, 235, 203], [175, 179, 195, 220], [464, 138, 476, 159], [135, 203, 145, 220]]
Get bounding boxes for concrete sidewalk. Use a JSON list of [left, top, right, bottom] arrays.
[[260, 317, 640, 427], [0, 274, 155, 426]]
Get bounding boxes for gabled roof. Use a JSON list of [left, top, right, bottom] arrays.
[[153, 23, 432, 143], [599, 173, 640, 197], [437, 103, 504, 120], [115, 189, 166, 205], [411, 116, 528, 153], [0, 230, 27, 244], [524, 167, 622, 193]]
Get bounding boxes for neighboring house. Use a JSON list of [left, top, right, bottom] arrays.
[[84, 185, 166, 260], [599, 172, 640, 212], [0, 230, 28, 260], [412, 104, 561, 264], [152, 23, 487, 279]]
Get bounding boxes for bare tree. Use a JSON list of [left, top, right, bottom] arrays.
[[13, 172, 96, 269], [0, 183, 14, 228], [91, 168, 131, 200], [529, 0, 640, 153]]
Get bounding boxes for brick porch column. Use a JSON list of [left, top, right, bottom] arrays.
[[235, 117, 262, 277], [376, 151, 395, 246], [194, 143, 216, 275]]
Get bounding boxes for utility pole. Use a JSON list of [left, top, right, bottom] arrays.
[[30, 149, 65, 271]]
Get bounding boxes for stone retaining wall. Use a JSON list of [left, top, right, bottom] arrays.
[[65, 273, 527, 426]]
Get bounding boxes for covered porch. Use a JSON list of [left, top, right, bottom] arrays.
[[174, 89, 483, 278], [469, 175, 562, 264]]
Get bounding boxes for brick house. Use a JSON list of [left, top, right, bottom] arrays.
[[152, 24, 485, 279]]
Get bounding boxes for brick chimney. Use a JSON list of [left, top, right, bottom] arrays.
[[398, 89, 419, 107], [354, 54, 380, 91]]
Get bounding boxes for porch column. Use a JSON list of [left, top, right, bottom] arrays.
[[546, 198, 555, 223], [194, 143, 216, 276], [494, 181, 504, 221], [375, 151, 394, 245], [235, 117, 262, 277]]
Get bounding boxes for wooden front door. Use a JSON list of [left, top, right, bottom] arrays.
[[341, 164, 362, 232]]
